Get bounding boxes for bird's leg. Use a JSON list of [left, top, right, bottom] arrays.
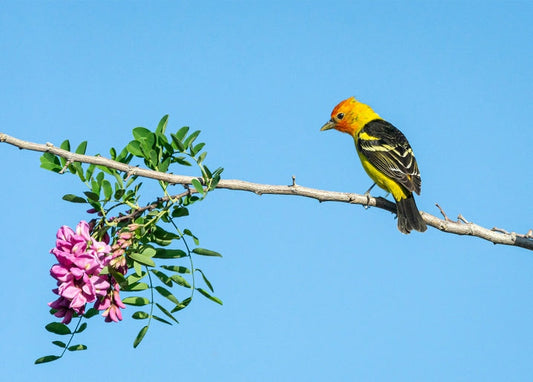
[[364, 182, 376, 195], [363, 183, 376, 209]]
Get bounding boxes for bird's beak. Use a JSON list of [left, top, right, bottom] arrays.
[[320, 119, 336, 131]]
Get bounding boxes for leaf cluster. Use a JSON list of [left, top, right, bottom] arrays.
[[37, 115, 224, 363]]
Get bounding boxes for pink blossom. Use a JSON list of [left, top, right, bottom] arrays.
[[109, 253, 127, 275], [49, 295, 75, 324], [97, 286, 126, 323], [48, 221, 113, 322], [50, 264, 72, 283], [108, 228, 133, 275]]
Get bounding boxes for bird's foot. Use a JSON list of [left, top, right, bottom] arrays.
[[363, 183, 376, 209]]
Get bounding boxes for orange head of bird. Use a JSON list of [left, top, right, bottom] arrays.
[[320, 96, 380, 136]]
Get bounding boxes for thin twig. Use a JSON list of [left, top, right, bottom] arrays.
[[435, 203, 451, 221], [111, 189, 195, 225], [457, 214, 469, 224]]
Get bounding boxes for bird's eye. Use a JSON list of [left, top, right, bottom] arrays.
[[336, 112, 344, 120]]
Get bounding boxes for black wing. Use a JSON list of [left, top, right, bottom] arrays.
[[356, 119, 421, 194]]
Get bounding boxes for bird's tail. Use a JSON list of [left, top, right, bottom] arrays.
[[396, 195, 427, 234]]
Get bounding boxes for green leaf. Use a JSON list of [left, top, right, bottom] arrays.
[[110, 146, 117, 159], [83, 191, 100, 202], [91, 179, 100, 195], [151, 226, 180, 246], [110, 267, 127, 287], [133, 326, 149, 348], [156, 115, 169, 135], [183, 229, 199, 245], [196, 288, 223, 305], [170, 274, 191, 288], [112, 171, 124, 188], [152, 269, 173, 287], [191, 178, 205, 195], [96, 171, 105, 185], [122, 296, 150, 306], [161, 265, 190, 274], [175, 126, 190, 141], [192, 247, 222, 257], [171, 207, 189, 218], [202, 164, 213, 179], [40, 161, 62, 172], [155, 286, 180, 305], [151, 236, 171, 247], [40, 152, 62, 172], [149, 150, 158, 168], [45, 322, 71, 335], [67, 344, 87, 352], [52, 340, 66, 348], [60, 139, 71, 152], [114, 188, 125, 200], [126, 272, 147, 284], [141, 246, 157, 257], [196, 268, 214, 293], [132, 311, 150, 320], [151, 314, 172, 326], [212, 167, 224, 177], [175, 156, 192, 166], [127, 140, 144, 157], [191, 142, 206, 156], [84, 308, 99, 318], [35, 355, 61, 364], [75, 141, 88, 155], [62, 194, 87, 204], [102, 180, 113, 201], [134, 128, 155, 156], [155, 303, 179, 324], [159, 157, 170, 173], [85, 164, 96, 180], [96, 164, 115, 176], [171, 134, 186, 152], [197, 151, 207, 164], [209, 177, 220, 191], [154, 226, 180, 240], [75, 322, 88, 333], [153, 248, 187, 259], [183, 130, 201, 148], [123, 282, 149, 291], [129, 252, 155, 267], [132, 127, 154, 145], [116, 146, 132, 163], [171, 297, 191, 313], [134, 260, 143, 276], [72, 162, 85, 180]]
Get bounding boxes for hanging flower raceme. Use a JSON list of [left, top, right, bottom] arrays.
[[94, 281, 127, 322], [108, 225, 136, 275], [48, 221, 126, 324]]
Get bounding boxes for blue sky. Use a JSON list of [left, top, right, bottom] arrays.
[[1, 1, 532, 381]]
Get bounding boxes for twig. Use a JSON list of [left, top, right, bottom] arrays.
[[457, 214, 469, 224], [492, 227, 509, 234], [112, 189, 195, 225], [2, 132, 532, 251], [435, 203, 451, 221]]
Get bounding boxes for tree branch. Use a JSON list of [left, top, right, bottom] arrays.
[[2, 132, 532, 251]]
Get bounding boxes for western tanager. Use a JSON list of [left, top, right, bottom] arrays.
[[320, 97, 427, 234]]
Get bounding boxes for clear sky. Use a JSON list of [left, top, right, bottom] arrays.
[[1, 1, 532, 381]]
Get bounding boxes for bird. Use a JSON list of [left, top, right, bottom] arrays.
[[320, 96, 427, 234]]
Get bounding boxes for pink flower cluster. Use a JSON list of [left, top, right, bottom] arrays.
[[96, 228, 135, 322], [48, 221, 126, 324]]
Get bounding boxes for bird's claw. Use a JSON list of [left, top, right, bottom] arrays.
[[363, 183, 376, 209]]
